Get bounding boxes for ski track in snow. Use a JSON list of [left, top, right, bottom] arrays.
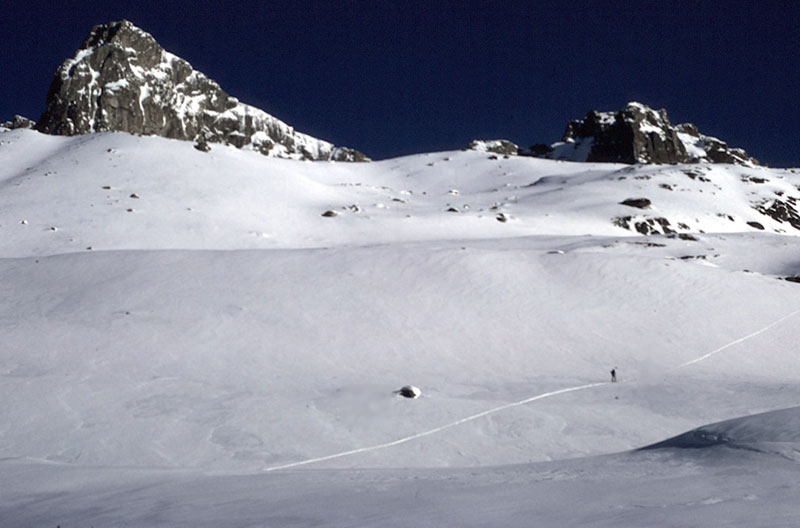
[[264, 306, 800, 472], [673, 307, 800, 370], [263, 383, 604, 471]]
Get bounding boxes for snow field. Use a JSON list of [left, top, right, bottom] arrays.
[[2, 128, 800, 526], [2, 236, 799, 471]]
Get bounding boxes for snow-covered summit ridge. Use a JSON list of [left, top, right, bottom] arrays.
[[532, 102, 758, 166], [34, 20, 368, 161]]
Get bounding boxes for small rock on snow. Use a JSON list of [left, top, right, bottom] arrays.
[[395, 385, 421, 399]]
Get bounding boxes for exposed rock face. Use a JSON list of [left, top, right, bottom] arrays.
[[532, 102, 757, 166], [35, 20, 368, 161], [467, 139, 519, 156], [675, 123, 754, 165], [2, 115, 36, 129]]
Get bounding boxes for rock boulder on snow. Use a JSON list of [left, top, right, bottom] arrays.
[[395, 385, 421, 399], [531, 102, 758, 166], [1, 115, 36, 130], [467, 139, 519, 156], [35, 20, 368, 162], [620, 198, 652, 209]]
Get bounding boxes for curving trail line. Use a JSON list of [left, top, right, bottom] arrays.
[[264, 382, 604, 471], [674, 307, 800, 370], [264, 307, 800, 472]]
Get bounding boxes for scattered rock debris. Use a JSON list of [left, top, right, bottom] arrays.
[[613, 216, 675, 235], [755, 199, 800, 230], [742, 175, 767, 184], [684, 169, 710, 182]]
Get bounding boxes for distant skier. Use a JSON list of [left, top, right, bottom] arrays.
[[610, 368, 617, 383]]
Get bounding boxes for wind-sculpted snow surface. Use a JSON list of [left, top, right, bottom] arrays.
[[1, 127, 800, 526], [643, 406, 800, 456], [5, 408, 800, 527]]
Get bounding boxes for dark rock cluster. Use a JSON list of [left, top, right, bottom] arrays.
[[612, 215, 676, 235], [467, 139, 519, 156], [34, 20, 367, 161], [755, 197, 800, 230], [1, 115, 36, 129], [619, 198, 652, 209], [531, 102, 758, 166]]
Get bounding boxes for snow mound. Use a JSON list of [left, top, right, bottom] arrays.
[[641, 406, 800, 457]]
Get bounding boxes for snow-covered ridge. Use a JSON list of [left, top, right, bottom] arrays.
[[34, 20, 367, 161], [1, 128, 799, 258]]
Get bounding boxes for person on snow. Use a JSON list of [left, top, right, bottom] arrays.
[[610, 368, 617, 383]]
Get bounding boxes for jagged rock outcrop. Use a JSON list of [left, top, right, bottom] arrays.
[[2, 115, 36, 130], [530, 102, 757, 166], [35, 20, 368, 161], [467, 139, 519, 156]]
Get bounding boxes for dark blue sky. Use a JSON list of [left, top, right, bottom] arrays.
[[3, 0, 798, 166]]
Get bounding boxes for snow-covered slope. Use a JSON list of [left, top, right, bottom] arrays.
[[644, 405, 800, 457], [1, 128, 798, 258], [7, 408, 800, 527], [1, 127, 799, 526]]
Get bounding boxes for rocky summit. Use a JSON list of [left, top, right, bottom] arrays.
[[531, 102, 758, 166], [1, 115, 36, 130], [34, 20, 367, 161]]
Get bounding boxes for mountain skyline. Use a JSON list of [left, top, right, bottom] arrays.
[[4, 1, 799, 167]]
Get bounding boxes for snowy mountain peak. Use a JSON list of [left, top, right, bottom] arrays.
[[34, 20, 368, 161], [533, 102, 758, 166]]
